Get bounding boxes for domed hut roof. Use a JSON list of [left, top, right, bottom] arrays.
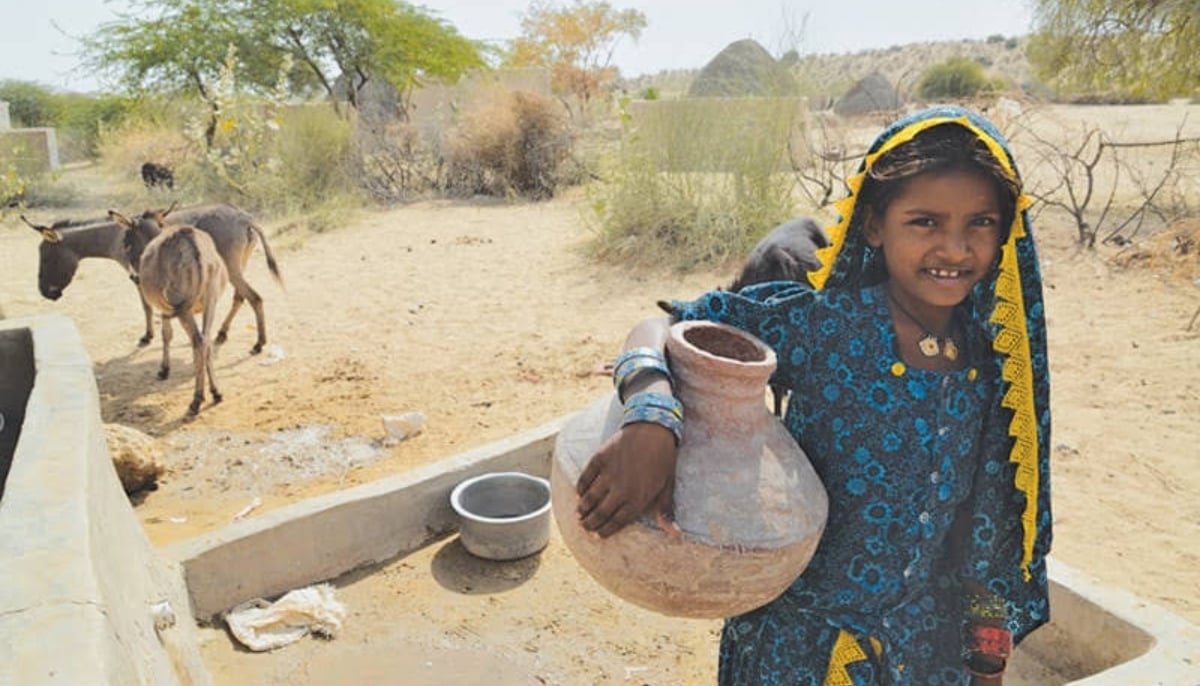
[[834, 71, 900, 116], [688, 39, 799, 97]]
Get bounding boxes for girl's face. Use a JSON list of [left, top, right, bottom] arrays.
[[865, 169, 1003, 324]]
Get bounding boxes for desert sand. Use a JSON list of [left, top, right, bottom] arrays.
[[0, 107, 1196, 684]]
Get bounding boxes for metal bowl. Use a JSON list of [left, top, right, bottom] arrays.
[[450, 472, 552, 561]]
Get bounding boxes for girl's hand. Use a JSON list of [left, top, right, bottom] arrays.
[[576, 421, 680, 539]]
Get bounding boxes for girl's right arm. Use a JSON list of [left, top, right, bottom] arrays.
[[576, 316, 682, 538]]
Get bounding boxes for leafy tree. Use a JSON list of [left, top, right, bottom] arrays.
[[82, 0, 269, 146], [505, 0, 647, 113], [82, 0, 484, 142], [1027, 0, 1200, 100], [917, 58, 990, 100], [235, 0, 484, 113]]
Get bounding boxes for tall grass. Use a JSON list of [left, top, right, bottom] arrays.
[[587, 97, 801, 271]]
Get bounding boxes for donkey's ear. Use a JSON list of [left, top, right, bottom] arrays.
[[161, 200, 178, 218], [21, 215, 61, 243], [108, 209, 134, 229]]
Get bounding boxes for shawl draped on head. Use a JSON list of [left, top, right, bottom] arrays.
[[809, 106, 1052, 639]]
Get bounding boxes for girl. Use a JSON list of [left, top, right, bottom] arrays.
[[576, 106, 1052, 685]]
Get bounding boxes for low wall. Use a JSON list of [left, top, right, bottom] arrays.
[[0, 315, 210, 686], [167, 417, 563, 622]]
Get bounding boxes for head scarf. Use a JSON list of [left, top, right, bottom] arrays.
[[808, 106, 1052, 584]]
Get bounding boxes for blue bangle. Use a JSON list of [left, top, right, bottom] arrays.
[[621, 391, 684, 445], [613, 347, 672, 402]]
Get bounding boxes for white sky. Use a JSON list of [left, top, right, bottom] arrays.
[[1, 0, 1036, 93]]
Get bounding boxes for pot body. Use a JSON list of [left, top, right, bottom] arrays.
[[552, 321, 828, 618], [452, 472, 552, 561]]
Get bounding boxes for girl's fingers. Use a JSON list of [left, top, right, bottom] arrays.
[[595, 501, 640, 538], [653, 484, 681, 539], [579, 490, 619, 533], [576, 476, 610, 521]]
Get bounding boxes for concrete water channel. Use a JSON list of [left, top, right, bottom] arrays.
[[2, 314, 1198, 685]]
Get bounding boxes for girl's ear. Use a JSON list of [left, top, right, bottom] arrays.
[[863, 210, 884, 248]]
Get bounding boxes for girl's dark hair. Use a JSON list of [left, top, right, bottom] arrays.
[[859, 122, 1021, 239]]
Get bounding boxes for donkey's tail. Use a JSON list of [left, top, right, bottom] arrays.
[[248, 223, 284, 289]]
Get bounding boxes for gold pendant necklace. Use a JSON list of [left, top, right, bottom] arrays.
[[887, 290, 959, 361]]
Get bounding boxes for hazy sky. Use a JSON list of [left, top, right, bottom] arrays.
[[3, 0, 1035, 93]]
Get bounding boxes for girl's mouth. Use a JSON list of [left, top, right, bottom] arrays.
[[924, 267, 969, 279]]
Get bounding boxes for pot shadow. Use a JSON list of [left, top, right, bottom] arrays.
[[429, 537, 543, 595]]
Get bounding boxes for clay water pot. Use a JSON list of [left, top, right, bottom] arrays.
[[551, 320, 829, 618]]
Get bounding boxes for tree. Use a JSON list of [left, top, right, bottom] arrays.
[[236, 0, 484, 114], [82, 0, 484, 135], [505, 0, 647, 114], [1027, 0, 1200, 100]]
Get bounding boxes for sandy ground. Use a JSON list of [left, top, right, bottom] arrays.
[[0, 105, 1197, 683]]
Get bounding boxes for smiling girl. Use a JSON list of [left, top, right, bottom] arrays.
[[576, 107, 1052, 685]]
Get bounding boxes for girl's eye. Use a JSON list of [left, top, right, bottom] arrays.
[[909, 217, 936, 228], [972, 216, 999, 228]]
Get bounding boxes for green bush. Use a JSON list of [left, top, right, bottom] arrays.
[[0, 81, 56, 127], [917, 58, 991, 100], [0, 81, 135, 162], [56, 93, 136, 160], [586, 97, 797, 271]]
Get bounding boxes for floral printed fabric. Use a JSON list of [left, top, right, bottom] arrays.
[[671, 282, 1048, 686]]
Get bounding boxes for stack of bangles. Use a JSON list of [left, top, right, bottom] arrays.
[[612, 347, 683, 445], [963, 593, 1012, 679]]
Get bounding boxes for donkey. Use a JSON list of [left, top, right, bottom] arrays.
[[21, 214, 156, 344], [729, 217, 829, 293], [115, 203, 283, 355], [111, 211, 229, 416], [731, 217, 829, 416], [24, 203, 282, 352]]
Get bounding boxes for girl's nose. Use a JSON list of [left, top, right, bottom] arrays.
[[938, 228, 971, 260]]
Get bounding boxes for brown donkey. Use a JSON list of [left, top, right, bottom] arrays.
[[112, 210, 229, 416]]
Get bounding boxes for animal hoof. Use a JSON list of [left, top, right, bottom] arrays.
[[215, 331, 228, 345], [157, 368, 170, 380], [138, 336, 153, 347], [212, 392, 223, 405], [186, 403, 200, 416], [250, 343, 264, 355]]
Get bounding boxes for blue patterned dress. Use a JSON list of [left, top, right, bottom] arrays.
[[673, 282, 1046, 686]]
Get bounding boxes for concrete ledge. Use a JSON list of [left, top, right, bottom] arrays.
[[0, 315, 209, 686], [1020, 558, 1200, 685], [166, 416, 565, 622]]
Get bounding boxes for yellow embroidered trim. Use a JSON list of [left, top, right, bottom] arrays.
[[809, 115, 1040, 581], [824, 630, 868, 686], [890, 361, 906, 376]]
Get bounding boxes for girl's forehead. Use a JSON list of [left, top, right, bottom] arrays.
[[887, 170, 1001, 209]]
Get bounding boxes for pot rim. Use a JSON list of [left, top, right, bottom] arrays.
[[668, 320, 776, 372], [450, 471, 552, 524]]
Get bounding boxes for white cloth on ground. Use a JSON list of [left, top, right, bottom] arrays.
[[224, 583, 346, 652]]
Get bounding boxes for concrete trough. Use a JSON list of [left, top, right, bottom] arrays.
[[0, 315, 210, 686], [1, 313, 1198, 684]]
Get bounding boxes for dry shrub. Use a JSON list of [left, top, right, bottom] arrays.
[[355, 119, 442, 202], [443, 90, 573, 200], [1109, 218, 1200, 283]]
